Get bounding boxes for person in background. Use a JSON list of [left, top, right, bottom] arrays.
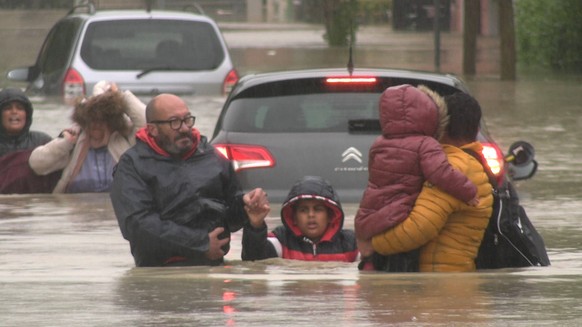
[[0, 88, 51, 157], [29, 81, 146, 193], [370, 92, 494, 272], [110, 93, 270, 267], [242, 175, 359, 262], [355, 84, 479, 265], [0, 87, 57, 194]]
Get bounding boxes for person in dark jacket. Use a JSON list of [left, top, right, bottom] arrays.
[[0, 88, 57, 193], [110, 93, 269, 267], [0, 88, 51, 157], [242, 175, 359, 262]]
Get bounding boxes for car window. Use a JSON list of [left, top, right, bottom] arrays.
[[80, 19, 225, 71], [220, 76, 469, 134], [36, 18, 81, 76], [222, 93, 378, 133]]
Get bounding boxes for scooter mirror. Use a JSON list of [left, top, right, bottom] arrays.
[[506, 141, 535, 167], [508, 160, 537, 181]]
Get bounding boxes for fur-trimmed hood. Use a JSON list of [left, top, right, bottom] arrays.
[[378, 84, 448, 140]]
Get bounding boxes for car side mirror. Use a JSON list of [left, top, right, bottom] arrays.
[[506, 141, 537, 181], [6, 67, 30, 82]]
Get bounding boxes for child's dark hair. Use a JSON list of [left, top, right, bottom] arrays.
[[444, 92, 482, 142]]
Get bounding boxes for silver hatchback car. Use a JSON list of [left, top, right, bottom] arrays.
[[6, 4, 238, 103], [211, 68, 537, 203]]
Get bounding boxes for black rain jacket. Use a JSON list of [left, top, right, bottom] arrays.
[[110, 134, 248, 267], [0, 88, 52, 157]]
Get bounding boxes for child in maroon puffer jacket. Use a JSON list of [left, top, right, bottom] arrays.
[[355, 84, 479, 261]]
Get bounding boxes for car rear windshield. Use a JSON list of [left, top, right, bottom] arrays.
[[80, 19, 225, 71], [222, 93, 381, 133], [220, 77, 462, 133]]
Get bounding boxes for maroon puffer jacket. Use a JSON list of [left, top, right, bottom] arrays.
[[355, 85, 477, 240]]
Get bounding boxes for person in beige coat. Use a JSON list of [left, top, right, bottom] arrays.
[[29, 81, 146, 193]]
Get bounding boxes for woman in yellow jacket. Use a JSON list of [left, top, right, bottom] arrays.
[[370, 92, 494, 272]]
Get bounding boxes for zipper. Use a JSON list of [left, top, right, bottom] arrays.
[[302, 237, 317, 256]]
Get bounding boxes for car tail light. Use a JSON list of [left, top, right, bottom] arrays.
[[325, 76, 377, 84], [223, 69, 239, 95], [481, 142, 505, 185], [63, 68, 85, 104], [214, 144, 275, 172]]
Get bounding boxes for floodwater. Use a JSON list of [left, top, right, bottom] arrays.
[[2, 25, 582, 326]]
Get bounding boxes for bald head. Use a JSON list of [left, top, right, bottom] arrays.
[[146, 93, 189, 122], [145, 93, 196, 157]]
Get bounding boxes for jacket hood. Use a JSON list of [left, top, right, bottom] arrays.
[[0, 88, 34, 136], [135, 127, 201, 160], [378, 84, 448, 140], [280, 176, 344, 242]]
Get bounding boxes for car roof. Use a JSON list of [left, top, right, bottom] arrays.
[[64, 9, 214, 24], [231, 68, 469, 96]]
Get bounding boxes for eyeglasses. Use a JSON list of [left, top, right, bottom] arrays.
[[150, 116, 196, 130]]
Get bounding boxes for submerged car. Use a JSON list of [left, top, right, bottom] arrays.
[[211, 68, 536, 203], [5, 3, 238, 103]]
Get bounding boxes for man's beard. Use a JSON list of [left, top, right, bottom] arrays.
[[157, 131, 194, 156]]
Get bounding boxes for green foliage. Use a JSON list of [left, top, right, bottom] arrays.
[[516, 0, 582, 72], [323, 0, 359, 47], [357, 0, 392, 25]]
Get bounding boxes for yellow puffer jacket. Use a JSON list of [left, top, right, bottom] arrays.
[[371, 142, 493, 272]]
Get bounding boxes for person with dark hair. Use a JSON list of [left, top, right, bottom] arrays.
[[29, 81, 146, 193], [355, 84, 480, 264], [242, 175, 359, 262], [0, 88, 51, 157], [370, 92, 494, 272], [110, 93, 269, 267], [443, 92, 481, 142]]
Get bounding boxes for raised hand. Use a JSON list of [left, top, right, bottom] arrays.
[[243, 188, 271, 228]]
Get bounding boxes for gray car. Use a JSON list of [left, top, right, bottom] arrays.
[[211, 68, 537, 203], [6, 3, 238, 103]]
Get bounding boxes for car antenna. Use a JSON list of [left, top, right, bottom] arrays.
[[347, 23, 354, 76]]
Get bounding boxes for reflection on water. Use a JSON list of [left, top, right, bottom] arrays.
[[2, 189, 582, 326], [2, 26, 582, 326]]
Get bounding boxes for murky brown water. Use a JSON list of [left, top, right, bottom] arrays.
[[2, 24, 582, 326]]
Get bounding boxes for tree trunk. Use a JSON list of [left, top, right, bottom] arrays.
[[463, 0, 480, 75], [499, 0, 516, 80]]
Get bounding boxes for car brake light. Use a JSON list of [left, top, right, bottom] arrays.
[[326, 76, 377, 84], [214, 144, 275, 172], [481, 143, 505, 185], [223, 69, 239, 95], [63, 68, 85, 104]]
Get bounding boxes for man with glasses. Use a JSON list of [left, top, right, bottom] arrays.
[[110, 93, 270, 267]]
